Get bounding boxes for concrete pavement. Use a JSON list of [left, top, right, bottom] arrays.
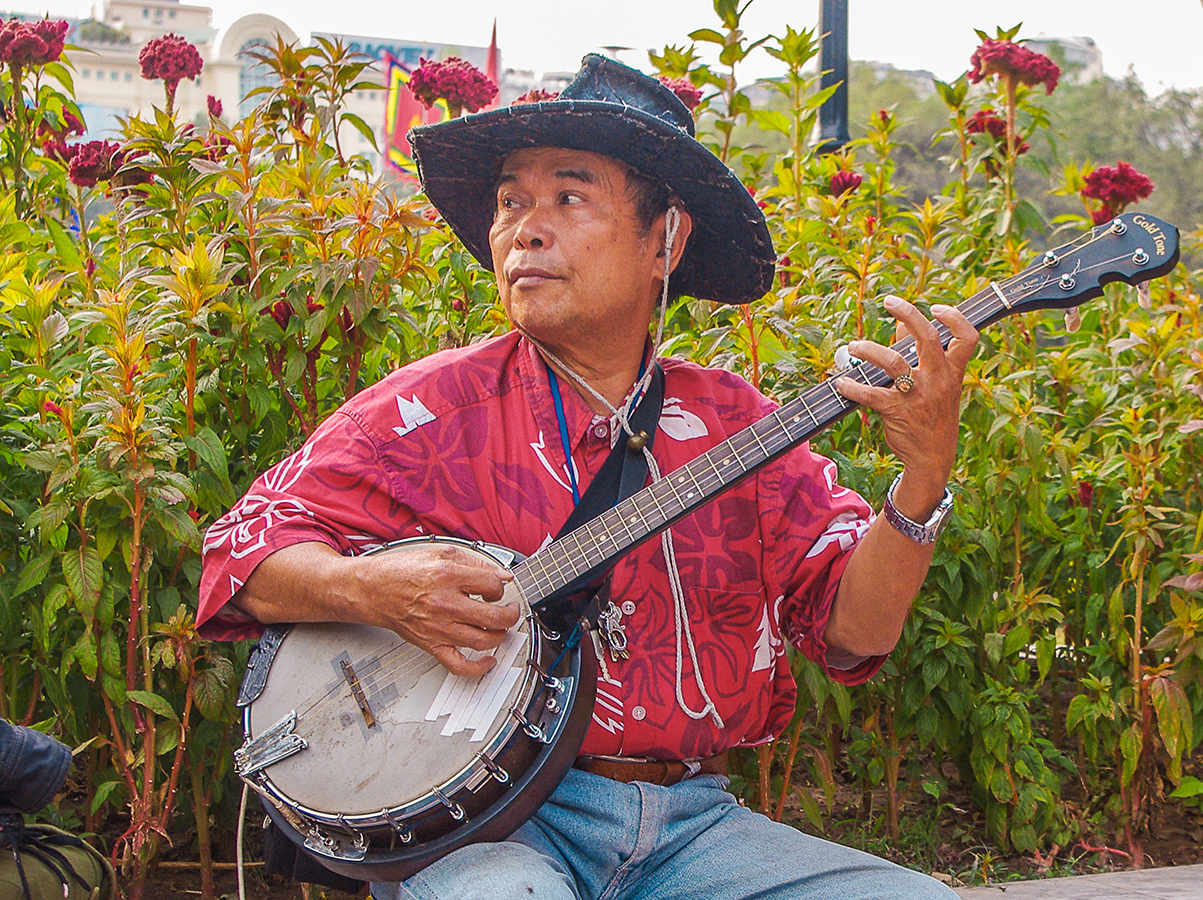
[[954, 864, 1203, 899]]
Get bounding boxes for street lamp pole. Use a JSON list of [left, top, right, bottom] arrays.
[[818, 0, 849, 153]]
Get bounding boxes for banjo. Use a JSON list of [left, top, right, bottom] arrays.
[[234, 213, 1179, 881]]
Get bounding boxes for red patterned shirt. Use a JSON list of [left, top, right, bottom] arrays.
[[199, 332, 880, 757]]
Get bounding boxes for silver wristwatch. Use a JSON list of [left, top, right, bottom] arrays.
[[882, 473, 954, 545]]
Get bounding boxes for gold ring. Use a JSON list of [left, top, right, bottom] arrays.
[[895, 372, 914, 394]]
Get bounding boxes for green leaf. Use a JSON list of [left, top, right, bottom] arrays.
[[91, 780, 121, 815], [156, 504, 202, 550], [45, 217, 81, 268], [1120, 723, 1142, 787], [62, 544, 104, 613], [342, 112, 379, 151], [1170, 776, 1203, 799], [183, 426, 230, 482], [75, 630, 98, 681], [126, 690, 179, 722], [1035, 635, 1054, 684], [1002, 624, 1031, 659], [1065, 694, 1090, 733], [1011, 822, 1038, 853], [39, 584, 69, 654], [687, 28, 727, 44], [14, 552, 53, 596], [983, 632, 1004, 666]]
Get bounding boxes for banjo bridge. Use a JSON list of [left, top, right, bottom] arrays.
[[340, 659, 377, 728]]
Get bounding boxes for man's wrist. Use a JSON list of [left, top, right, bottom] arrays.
[[882, 473, 953, 545]]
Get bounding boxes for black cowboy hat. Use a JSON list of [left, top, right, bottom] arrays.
[[409, 54, 775, 305]]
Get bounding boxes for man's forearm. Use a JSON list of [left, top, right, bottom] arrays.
[[824, 472, 944, 658], [233, 542, 366, 626]]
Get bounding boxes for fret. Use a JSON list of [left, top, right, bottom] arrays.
[[703, 450, 726, 486], [799, 393, 821, 428], [675, 465, 705, 505], [769, 408, 793, 444], [746, 421, 772, 458]]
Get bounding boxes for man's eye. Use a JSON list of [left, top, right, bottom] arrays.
[[560, 192, 583, 205]]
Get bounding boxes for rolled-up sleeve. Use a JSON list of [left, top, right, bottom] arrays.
[[197, 411, 404, 640]]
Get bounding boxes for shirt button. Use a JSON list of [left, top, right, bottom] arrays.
[[620, 600, 636, 616], [632, 706, 646, 721], [593, 423, 609, 439]]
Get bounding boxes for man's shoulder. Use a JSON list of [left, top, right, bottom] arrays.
[[659, 357, 776, 422], [340, 331, 524, 424]]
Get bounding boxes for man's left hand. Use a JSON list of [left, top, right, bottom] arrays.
[[834, 295, 978, 517]]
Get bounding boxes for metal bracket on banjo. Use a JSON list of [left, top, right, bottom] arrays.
[[234, 710, 307, 778], [381, 809, 414, 845], [237, 625, 290, 708], [303, 822, 368, 862]]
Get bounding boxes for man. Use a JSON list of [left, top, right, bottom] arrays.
[[199, 56, 976, 899]]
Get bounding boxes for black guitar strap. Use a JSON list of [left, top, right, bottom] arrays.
[[531, 362, 664, 632]]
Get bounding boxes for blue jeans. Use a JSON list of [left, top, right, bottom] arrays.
[[375, 769, 955, 900]]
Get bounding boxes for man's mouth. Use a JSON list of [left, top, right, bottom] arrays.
[[507, 266, 560, 288]]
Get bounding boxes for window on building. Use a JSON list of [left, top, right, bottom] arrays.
[[82, 68, 90, 77], [110, 71, 118, 81], [238, 38, 279, 117], [142, 8, 148, 17], [125, 72, 132, 82], [169, 9, 175, 17]]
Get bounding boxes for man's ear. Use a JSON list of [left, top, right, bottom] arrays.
[[660, 207, 693, 276]]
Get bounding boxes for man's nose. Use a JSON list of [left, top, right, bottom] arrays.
[[513, 204, 552, 250]]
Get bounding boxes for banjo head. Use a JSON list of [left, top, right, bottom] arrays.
[[235, 536, 597, 881], [246, 611, 532, 816]]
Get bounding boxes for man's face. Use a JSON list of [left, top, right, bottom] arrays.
[[488, 147, 667, 363]]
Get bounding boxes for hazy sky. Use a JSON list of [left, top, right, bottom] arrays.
[[26, 0, 1203, 91]]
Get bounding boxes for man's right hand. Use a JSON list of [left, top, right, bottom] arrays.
[[234, 541, 520, 677]]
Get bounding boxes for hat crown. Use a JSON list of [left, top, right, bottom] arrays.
[[560, 54, 696, 138]]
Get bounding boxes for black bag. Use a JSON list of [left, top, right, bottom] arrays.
[[0, 813, 115, 900]]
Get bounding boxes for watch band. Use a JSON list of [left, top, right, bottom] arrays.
[[882, 473, 954, 545]]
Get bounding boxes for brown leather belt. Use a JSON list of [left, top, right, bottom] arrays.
[[573, 751, 728, 786]]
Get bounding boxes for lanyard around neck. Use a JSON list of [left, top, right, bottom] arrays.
[[545, 355, 649, 508], [545, 365, 580, 506]]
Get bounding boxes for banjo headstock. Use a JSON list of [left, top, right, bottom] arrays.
[[973, 212, 1180, 330]]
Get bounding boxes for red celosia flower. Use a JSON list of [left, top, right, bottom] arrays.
[[1077, 481, 1094, 508], [408, 57, 497, 116], [0, 18, 69, 68], [305, 296, 324, 315], [85, 258, 96, 278], [966, 109, 1030, 154], [139, 33, 203, 94], [1081, 161, 1154, 224], [451, 299, 466, 313], [830, 169, 862, 197], [969, 39, 1060, 95], [865, 215, 877, 236], [206, 94, 222, 118], [878, 109, 892, 126], [260, 299, 293, 330], [512, 88, 559, 106], [68, 139, 125, 187], [42, 400, 64, 417], [42, 136, 76, 164], [38, 109, 84, 139], [203, 131, 231, 162], [658, 76, 702, 112]]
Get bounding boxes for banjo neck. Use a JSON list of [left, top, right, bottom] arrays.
[[512, 212, 1180, 608]]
